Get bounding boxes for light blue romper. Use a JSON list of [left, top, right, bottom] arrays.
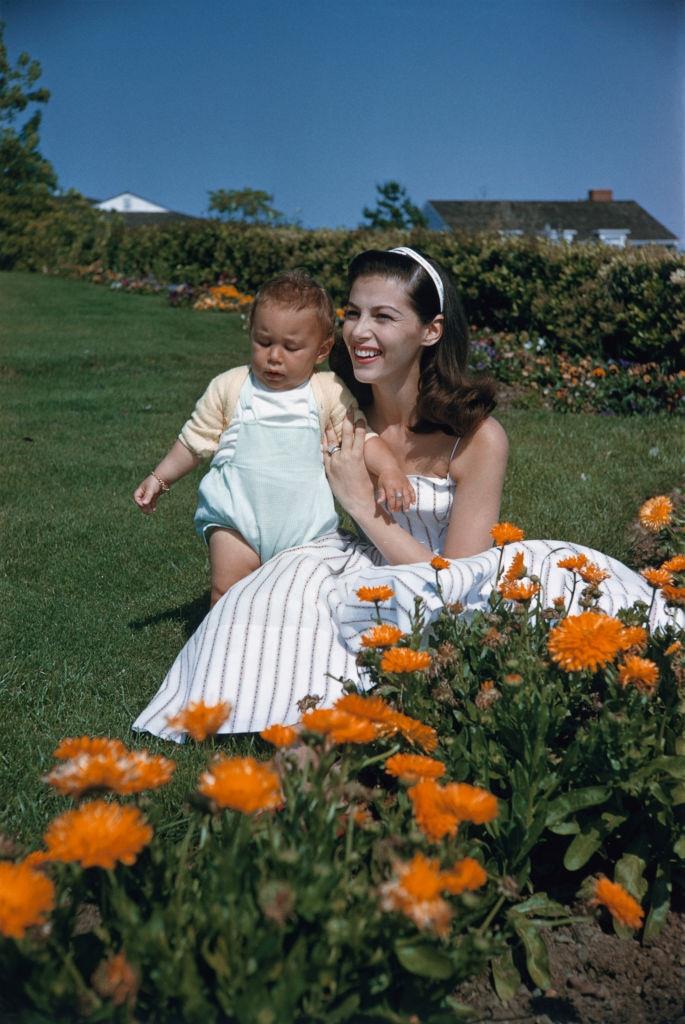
[[194, 373, 339, 562]]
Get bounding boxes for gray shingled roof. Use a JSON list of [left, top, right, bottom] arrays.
[[426, 200, 676, 242]]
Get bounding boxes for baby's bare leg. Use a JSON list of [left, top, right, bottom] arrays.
[[208, 528, 261, 607]]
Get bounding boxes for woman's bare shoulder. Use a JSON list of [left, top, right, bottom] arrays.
[[449, 416, 509, 478]]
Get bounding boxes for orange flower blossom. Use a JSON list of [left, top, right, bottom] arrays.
[[301, 707, 380, 744], [441, 857, 488, 895], [334, 693, 399, 732], [618, 625, 647, 653], [390, 710, 439, 753], [0, 860, 55, 939], [44, 751, 175, 798], [385, 753, 445, 785], [53, 736, 128, 760], [640, 567, 673, 589], [661, 585, 685, 606], [198, 756, 283, 813], [618, 655, 659, 693], [577, 562, 611, 586], [548, 611, 627, 672], [498, 579, 540, 602], [356, 584, 395, 603], [661, 554, 685, 573], [260, 724, 298, 747], [638, 495, 673, 532], [665, 640, 682, 657], [430, 555, 451, 571], [166, 700, 232, 741], [42, 801, 153, 869], [379, 647, 432, 674], [360, 624, 405, 649], [408, 779, 498, 842], [379, 854, 452, 936], [502, 550, 525, 581], [557, 553, 589, 572], [91, 951, 139, 1009], [592, 876, 644, 929], [490, 522, 524, 546]]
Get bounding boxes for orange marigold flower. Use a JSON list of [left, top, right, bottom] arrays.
[[379, 647, 432, 674], [441, 782, 499, 824], [665, 640, 682, 656], [502, 550, 525, 581], [498, 579, 540, 602], [490, 522, 525, 546], [592, 876, 644, 929], [640, 567, 673, 589], [91, 951, 139, 1008], [503, 672, 523, 685], [0, 860, 55, 938], [430, 555, 451, 571], [618, 655, 659, 693], [166, 700, 231, 741], [441, 857, 488, 895], [388, 711, 438, 752], [548, 611, 626, 672], [385, 753, 445, 785], [618, 625, 648, 653], [638, 495, 673, 532], [356, 584, 395, 603], [43, 801, 153, 869], [380, 853, 453, 936], [334, 693, 399, 731], [661, 585, 685, 606], [198, 756, 283, 813], [557, 553, 589, 572], [360, 624, 405, 649], [45, 751, 175, 798], [302, 707, 381, 744], [260, 724, 298, 747], [661, 554, 685, 573], [53, 737, 128, 761], [578, 562, 611, 585], [409, 779, 460, 841]]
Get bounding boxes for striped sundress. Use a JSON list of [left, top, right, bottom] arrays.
[[132, 475, 683, 741]]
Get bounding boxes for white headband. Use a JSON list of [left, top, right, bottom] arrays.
[[389, 246, 444, 312]]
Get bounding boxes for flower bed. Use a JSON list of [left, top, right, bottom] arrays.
[[1, 496, 683, 1022]]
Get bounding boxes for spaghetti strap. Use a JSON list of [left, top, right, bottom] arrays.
[[447, 436, 460, 464]]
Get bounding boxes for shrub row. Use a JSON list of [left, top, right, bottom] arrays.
[[6, 195, 685, 365]]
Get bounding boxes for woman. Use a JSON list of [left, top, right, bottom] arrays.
[[132, 248, 679, 741]]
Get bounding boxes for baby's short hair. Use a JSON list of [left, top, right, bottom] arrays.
[[249, 270, 335, 338]]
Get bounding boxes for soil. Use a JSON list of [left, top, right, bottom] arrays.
[[453, 911, 685, 1024]]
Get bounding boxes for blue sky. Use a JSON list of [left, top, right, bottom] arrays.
[[2, 0, 683, 240]]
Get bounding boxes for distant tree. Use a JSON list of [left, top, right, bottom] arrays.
[[0, 21, 58, 267], [208, 187, 284, 224], [361, 180, 427, 230]]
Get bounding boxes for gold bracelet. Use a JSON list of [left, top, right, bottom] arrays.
[[152, 471, 170, 494]]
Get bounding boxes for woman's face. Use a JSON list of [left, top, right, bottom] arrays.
[[342, 275, 442, 387]]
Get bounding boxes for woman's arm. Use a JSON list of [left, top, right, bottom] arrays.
[[441, 417, 509, 558], [324, 415, 508, 564]]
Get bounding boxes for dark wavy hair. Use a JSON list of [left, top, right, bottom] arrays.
[[329, 249, 496, 437]]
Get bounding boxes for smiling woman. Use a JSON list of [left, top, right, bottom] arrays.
[[132, 248, 680, 742]]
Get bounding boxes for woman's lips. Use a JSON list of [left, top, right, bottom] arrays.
[[352, 346, 382, 363]]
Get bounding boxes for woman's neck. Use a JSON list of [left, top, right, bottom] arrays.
[[369, 367, 421, 431]]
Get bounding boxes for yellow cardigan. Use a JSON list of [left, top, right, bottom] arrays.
[[178, 366, 369, 459]]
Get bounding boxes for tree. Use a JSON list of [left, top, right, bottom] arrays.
[[361, 180, 427, 230], [207, 187, 283, 224], [0, 22, 58, 267]]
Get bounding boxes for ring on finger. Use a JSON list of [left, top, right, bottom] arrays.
[[394, 491, 403, 498], [327, 444, 342, 456]]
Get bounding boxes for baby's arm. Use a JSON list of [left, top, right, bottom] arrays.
[[133, 441, 201, 515], [363, 436, 416, 513]]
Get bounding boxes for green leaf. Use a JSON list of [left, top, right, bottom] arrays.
[[631, 756, 685, 782], [513, 893, 568, 918], [674, 835, 685, 860], [491, 950, 520, 1004], [394, 942, 454, 980], [324, 994, 361, 1023], [564, 826, 602, 871], [615, 852, 648, 901], [545, 786, 610, 827], [549, 820, 580, 835], [643, 869, 671, 944], [512, 919, 551, 990]]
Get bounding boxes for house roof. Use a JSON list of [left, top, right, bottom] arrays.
[[425, 199, 677, 242]]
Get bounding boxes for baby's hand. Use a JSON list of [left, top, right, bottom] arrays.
[[133, 474, 164, 515], [375, 470, 416, 513]]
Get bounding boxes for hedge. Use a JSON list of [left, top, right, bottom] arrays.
[[6, 198, 685, 365]]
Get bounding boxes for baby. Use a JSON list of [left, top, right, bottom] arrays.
[[133, 270, 414, 605]]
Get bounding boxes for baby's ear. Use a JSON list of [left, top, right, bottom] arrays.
[[316, 334, 334, 363]]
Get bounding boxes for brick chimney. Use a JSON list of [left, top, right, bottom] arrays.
[[588, 189, 613, 202]]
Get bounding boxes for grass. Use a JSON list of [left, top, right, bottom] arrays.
[[1, 270, 683, 844]]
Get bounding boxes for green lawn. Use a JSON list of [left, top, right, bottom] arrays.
[[1, 271, 683, 843]]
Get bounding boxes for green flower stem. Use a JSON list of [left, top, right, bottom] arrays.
[[477, 892, 506, 936], [358, 743, 401, 772]]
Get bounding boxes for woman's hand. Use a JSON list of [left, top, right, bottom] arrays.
[[323, 414, 376, 517]]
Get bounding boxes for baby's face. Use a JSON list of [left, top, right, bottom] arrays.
[[250, 301, 332, 390]]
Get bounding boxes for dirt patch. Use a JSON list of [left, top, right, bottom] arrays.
[[453, 912, 685, 1024]]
